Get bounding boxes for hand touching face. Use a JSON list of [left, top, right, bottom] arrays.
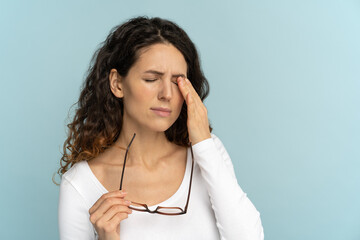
[[177, 76, 211, 145]]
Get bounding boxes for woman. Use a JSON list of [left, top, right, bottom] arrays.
[[58, 17, 264, 240]]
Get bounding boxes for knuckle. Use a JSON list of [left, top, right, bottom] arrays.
[[95, 220, 103, 229], [117, 212, 128, 221], [89, 214, 97, 224], [115, 204, 126, 212], [112, 205, 120, 212], [103, 225, 113, 233], [105, 198, 114, 205], [116, 213, 126, 222], [112, 215, 120, 223]]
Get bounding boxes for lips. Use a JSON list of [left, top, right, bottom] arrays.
[[150, 107, 172, 117]]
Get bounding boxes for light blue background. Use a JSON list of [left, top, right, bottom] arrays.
[[1, 0, 359, 239]]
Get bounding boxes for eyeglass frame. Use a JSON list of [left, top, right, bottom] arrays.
[[119, 133, 194, 215]]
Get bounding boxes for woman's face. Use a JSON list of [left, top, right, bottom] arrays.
[[119, 43, 187, 133]]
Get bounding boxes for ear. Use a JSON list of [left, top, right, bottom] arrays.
[[109, 69, 124, 98]]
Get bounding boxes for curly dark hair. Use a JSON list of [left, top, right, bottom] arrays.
[[57, 16, 211, 177]]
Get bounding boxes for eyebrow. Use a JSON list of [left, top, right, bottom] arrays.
[[143, 70, 185, 78]]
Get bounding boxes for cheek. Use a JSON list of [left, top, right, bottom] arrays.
[[178, 97, 185, 107], [138, 88, 154, 101], [127, 85, 155, 105], [174, 94, 185, 111]]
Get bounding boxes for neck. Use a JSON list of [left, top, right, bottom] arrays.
[[114, 125, 174, 167]]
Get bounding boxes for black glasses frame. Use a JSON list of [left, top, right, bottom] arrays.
[[119, 133, 194, 215]]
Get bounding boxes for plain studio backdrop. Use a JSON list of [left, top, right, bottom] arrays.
[[0, 0, 359, 239]]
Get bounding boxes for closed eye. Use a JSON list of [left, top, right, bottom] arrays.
[[144, 79, 157, 82], [144, 78, 178, 87]]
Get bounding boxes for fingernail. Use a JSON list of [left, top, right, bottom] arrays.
[[125, 200, 131, 205]]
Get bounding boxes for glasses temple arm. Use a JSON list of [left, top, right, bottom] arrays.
[[184, 143, 194, 213], [119, 133, 136, 190]]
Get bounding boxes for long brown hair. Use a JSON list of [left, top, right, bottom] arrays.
[[57, 16, 211, 178]]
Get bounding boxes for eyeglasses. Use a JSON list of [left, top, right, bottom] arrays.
[[119, 133, 194, 215]]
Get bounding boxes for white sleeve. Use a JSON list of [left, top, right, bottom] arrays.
[[192, 134, 264, 240], [58, 176, 97, 240]]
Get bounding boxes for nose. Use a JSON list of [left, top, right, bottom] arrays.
[[158, 79, 173, 101]]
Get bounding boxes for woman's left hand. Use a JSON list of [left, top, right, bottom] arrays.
[[177, 76, 211, 145]]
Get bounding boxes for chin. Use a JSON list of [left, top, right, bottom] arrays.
[[149, 120, 176, 133]]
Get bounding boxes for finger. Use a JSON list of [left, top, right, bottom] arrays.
[[185, 81, 208, 117], [102, 204, 132, 221], [89, 190, 127, 215], [186, 93, 196, 118], [183, 78, 203, 103], [90, 198, 131, 225], [107, 212, 130, 230], [89, 190, 128, 215], [98, 212, 130, 234], [109, 212, 130, 224], [178, 77, 201, 107], [177, 76, 190, 100], [95, 204, 132, 226], [90, 202, 130, 224]]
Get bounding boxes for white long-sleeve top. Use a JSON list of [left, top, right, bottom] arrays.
[[58, 134, 264, 240]]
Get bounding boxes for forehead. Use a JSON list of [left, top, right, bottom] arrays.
[[132, 43, 187, 73]]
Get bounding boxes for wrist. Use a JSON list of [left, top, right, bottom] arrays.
[[191, 133, 211, 145]]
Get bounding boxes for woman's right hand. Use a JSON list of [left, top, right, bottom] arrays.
[[89, 190, 132, 240]]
